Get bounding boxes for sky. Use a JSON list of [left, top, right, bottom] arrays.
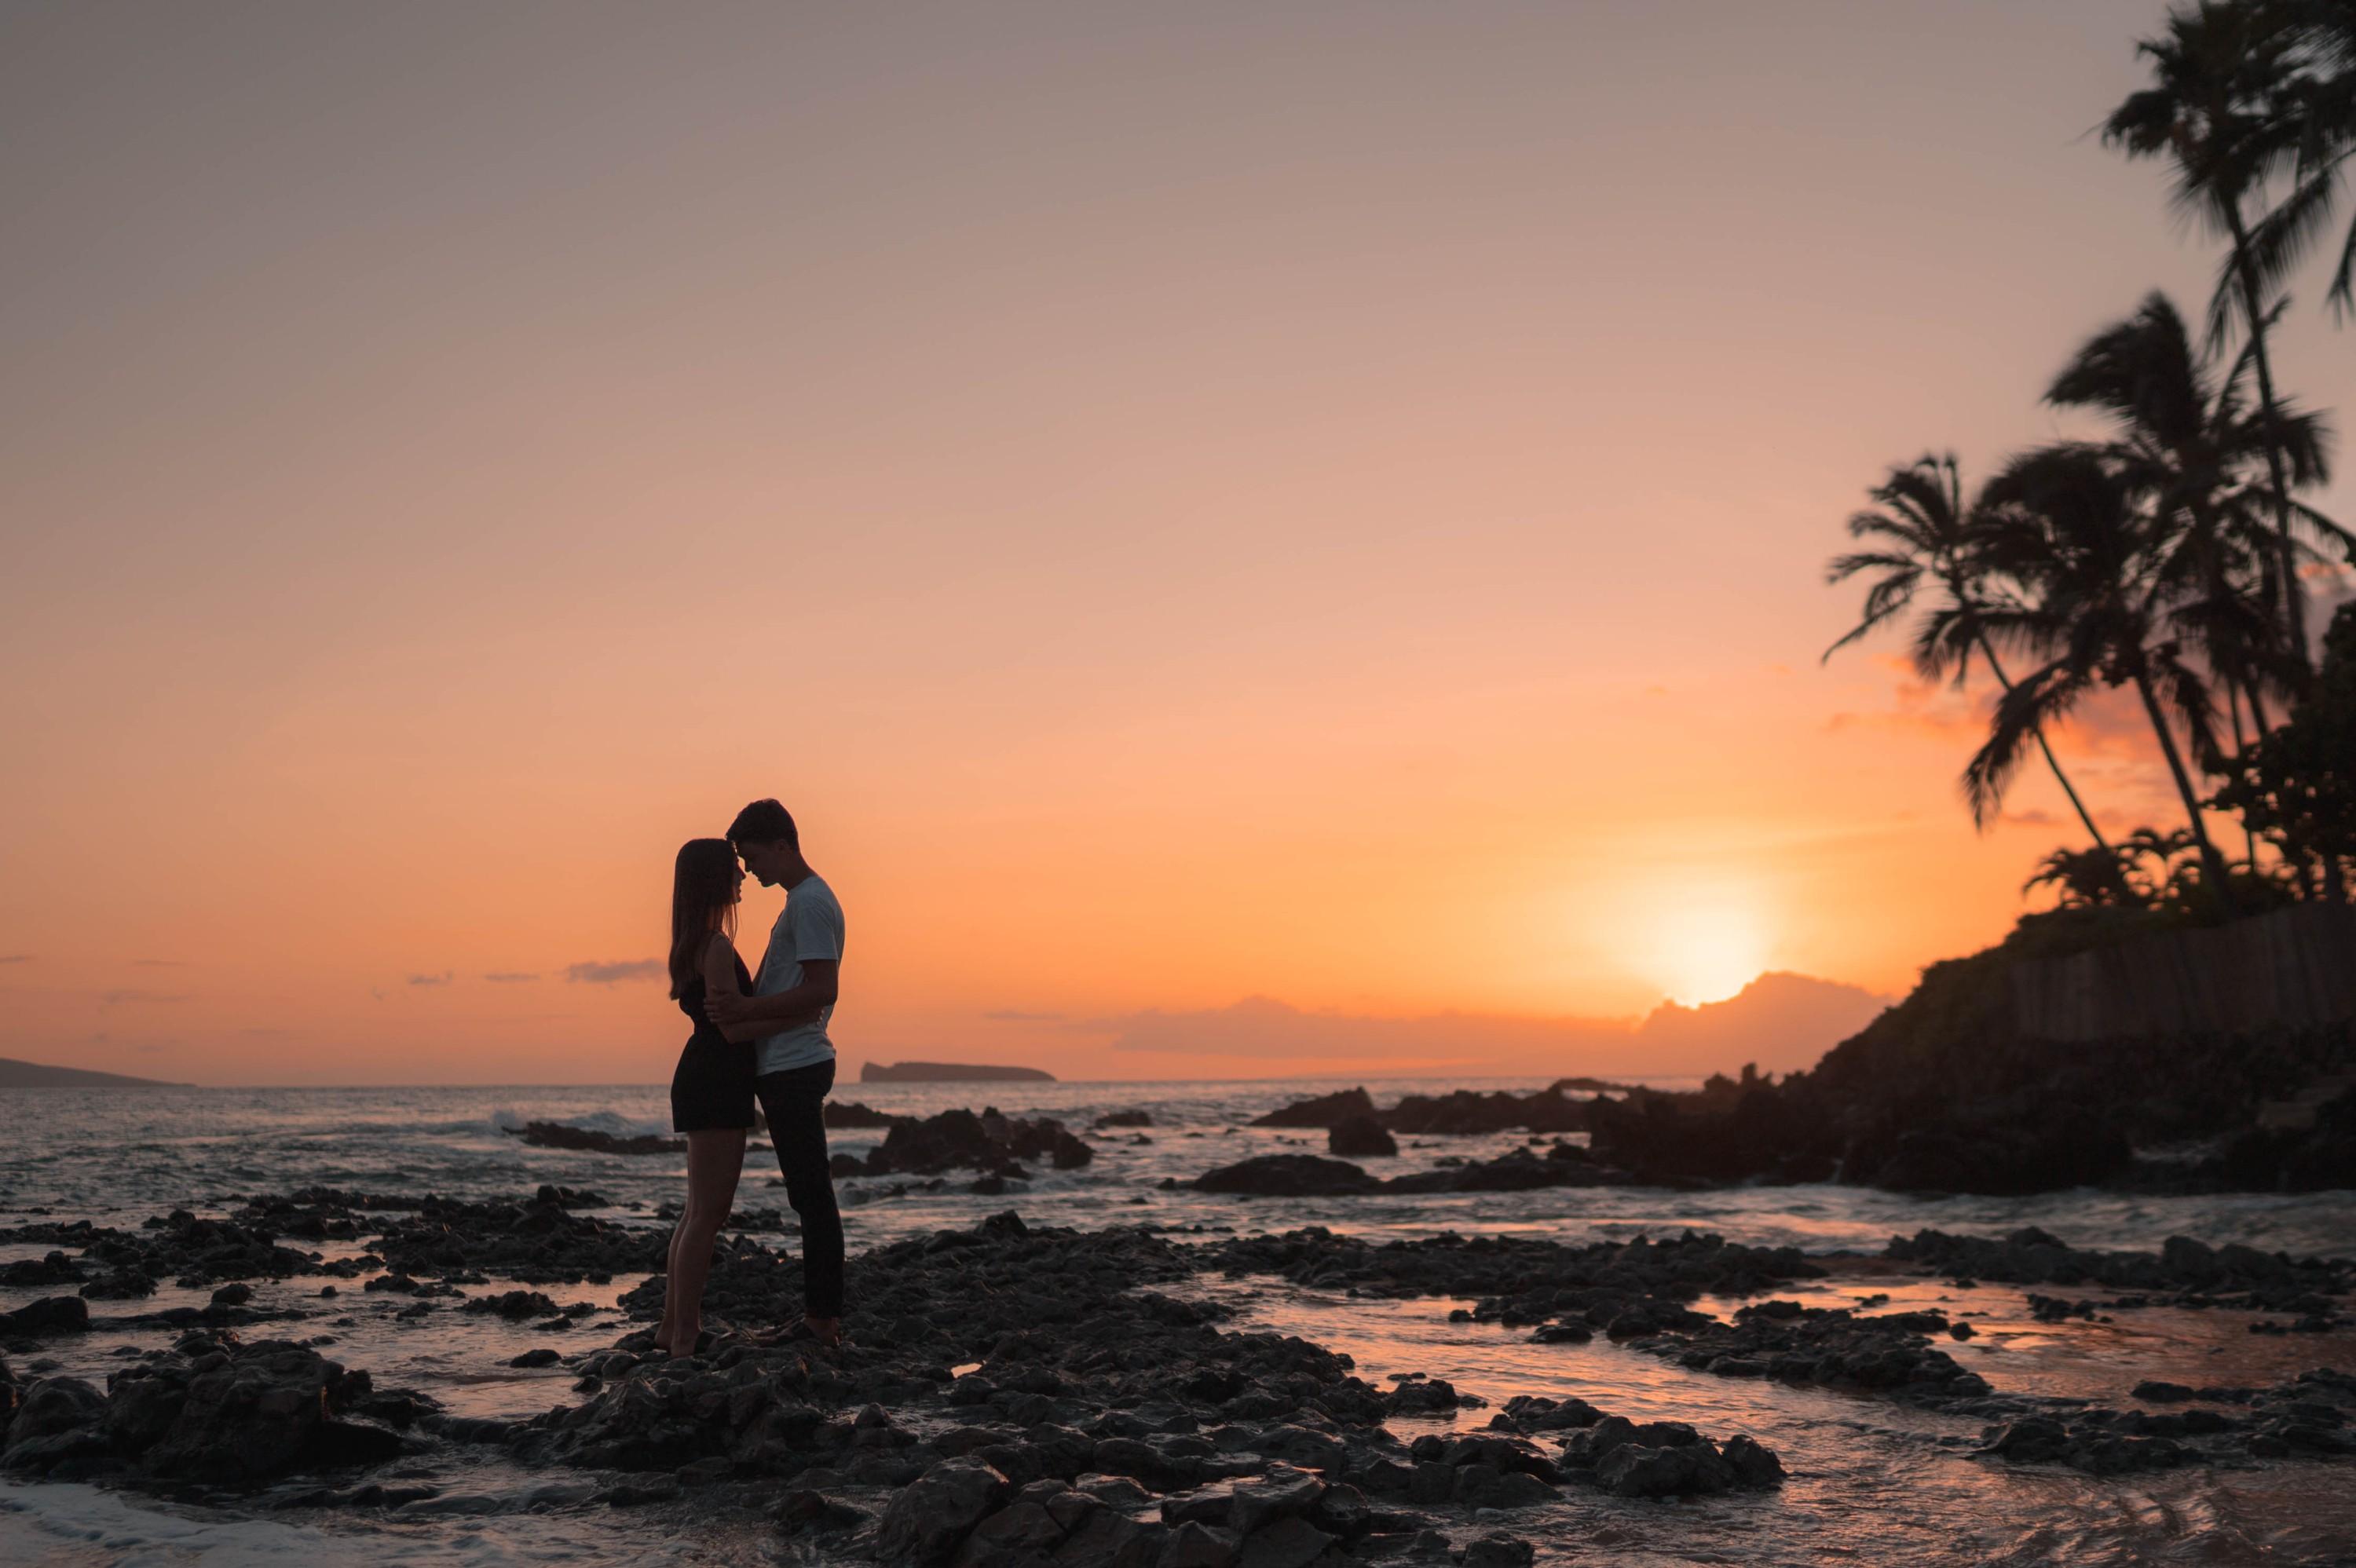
[[4, 2, 2353, 1086]]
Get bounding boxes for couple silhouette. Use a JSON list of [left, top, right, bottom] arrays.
[[656, 798, 846, 1359]]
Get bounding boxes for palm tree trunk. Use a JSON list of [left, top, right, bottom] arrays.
[[2226, 204, 2313, 679], [2225, 683, 2262, 868], [1974, 632, 2117, 862], [2131, 667, 2239, 912]]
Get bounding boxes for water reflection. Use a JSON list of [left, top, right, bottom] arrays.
[[1190, 1273, 2356, 1566]]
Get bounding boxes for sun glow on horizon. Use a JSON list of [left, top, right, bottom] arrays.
[[1652, 901, 1770, 1008]]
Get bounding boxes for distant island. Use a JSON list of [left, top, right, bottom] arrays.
[[0, 1055, 188, 1089], [860, 1060, 1056, 1084]]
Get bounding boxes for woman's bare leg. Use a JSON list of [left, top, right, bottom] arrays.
[[664, 1128, 746, 1358], [657, 1200, 693, 1354]]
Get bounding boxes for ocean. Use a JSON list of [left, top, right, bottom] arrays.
[[3, 1076, 2354, 1565]]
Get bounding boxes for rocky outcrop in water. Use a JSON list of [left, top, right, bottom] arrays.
[[504, 1121, 685, 1156], [0, 1332, 412, 1484], [825, 1102, 909, 1129], [1327, 1116, 1396, 1158], [1383, 1087, 1588, 1135], [370, 1191, 669, 1283], [843, 1108, 1093, 1179], [1252, 1085, 1590, 1135], [1248, 1087, 1375, 1128], [0, 1296, 89, 1336], [1885, 1226, 2354, 1320], [1191, 1156, 1385, 1196], [1192, 1144, 1630, 1197], [1976, 1366, 2356, 1473]]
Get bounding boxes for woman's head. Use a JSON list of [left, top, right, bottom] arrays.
[[668, 838, 743, 998]]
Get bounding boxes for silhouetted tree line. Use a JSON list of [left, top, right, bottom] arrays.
[[1827, 0, 2356, 918]]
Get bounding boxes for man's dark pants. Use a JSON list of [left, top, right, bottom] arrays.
[[753, 1058, 845, 1319]]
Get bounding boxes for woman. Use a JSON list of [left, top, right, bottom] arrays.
[[656, 837, 762, 1360]]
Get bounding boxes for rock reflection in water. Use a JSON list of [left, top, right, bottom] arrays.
[[1191, 1273, 2356, 1566]]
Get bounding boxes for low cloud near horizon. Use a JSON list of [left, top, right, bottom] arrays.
[[1095, 974, 1893, 1079], [99, 989, 191, 1006], [565, 959, 664, 985], [484, 972, 540, 984], [408, 972, 454, 987]]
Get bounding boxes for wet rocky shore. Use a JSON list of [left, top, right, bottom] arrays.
[[5, 1182, 2354, 1566]]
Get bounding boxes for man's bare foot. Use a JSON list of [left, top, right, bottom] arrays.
[[804, 1314, 843, 1348], [666, 1324, 702, 1360]]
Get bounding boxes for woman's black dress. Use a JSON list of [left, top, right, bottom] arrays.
[[670, 948, 757, 1132]]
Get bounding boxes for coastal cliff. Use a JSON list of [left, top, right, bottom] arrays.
[[1584, 904, 2356, 1196]]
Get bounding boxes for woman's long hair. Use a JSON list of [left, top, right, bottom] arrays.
[[668, 839, 741, 999]]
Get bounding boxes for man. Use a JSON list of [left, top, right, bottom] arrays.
[[704, 798, 847, 1346]]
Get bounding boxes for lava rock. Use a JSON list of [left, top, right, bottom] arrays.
[[0, 1297, 90, 1336], [1249, 1088, 1376, 1128], [504, 1121, 683, 1156], [876, 1457, 1009, 1567], [1327, 1117, 1398, 1159], [1192, 1156, 1382, 1197]]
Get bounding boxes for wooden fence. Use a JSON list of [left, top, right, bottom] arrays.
[[2008, 902, 2356, 1041]]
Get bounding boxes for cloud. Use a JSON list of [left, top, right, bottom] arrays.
[[408, 971, 455, 987], [101, 989, 191, 1006], [1999, 808, 2063, 828], [984, 1009, 1064, 1022], [1822, 667, 1984, 743], [129, 959, 187, 968], [0, 955, 29, 964], [565, 959, 665, 985], [484, 972, 541, 984]]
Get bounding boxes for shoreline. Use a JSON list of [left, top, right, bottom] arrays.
[[4, 1186, 2354, 1566]]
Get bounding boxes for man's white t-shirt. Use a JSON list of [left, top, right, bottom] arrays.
[[754, 874, 844, 1077]]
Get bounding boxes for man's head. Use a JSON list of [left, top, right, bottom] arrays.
[[727, 798, 803, 886]]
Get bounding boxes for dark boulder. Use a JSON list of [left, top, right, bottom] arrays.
[[3, 1338, 407, 1483], [1327, 1117, 1397, 1158], [462, 1290, 561, 1320], [1193, 1156, 1383, 1197], [825, 1101, 908, 1129], [1382, 1088, 1586, 1135], [504, 1121, 683, 1156], [1384, 1148, 1625, 1193], [858, 1108, 1092, 1178], [876, 1457, 1008, 1567], [1249, 1088, 1375, 1128], [1, 1296, 89, 1335], [0, 1377, 108, 1474]]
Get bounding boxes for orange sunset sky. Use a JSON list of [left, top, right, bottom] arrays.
[[5, 2, 2354, 1086]]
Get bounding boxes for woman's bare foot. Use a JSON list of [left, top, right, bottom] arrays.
[[804, 1314, 843, 1348], [667, 1323, 702, 1360]]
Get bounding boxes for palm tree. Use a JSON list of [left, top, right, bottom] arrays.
[[1824, 455, 2120, 868], [2238, 1, 2356, 319], [1968, 446, 2242, 905], [2105, 2, 2317, 672], [2025, 843, 2142, 908], [2043, 292, 2344, 726]]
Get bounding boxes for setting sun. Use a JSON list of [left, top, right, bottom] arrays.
[[1655, 902, 1769, 1007]]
